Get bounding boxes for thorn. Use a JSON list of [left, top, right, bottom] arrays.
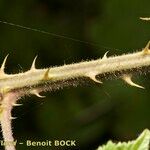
[[102, 51, 109, 59], [86, 72, 102, 84], [12, 103, 22, 106], [31, 55, 38, 70], [122, 75, 144, 89], [140, 17, 150, 21], [10, 117, 17, 120], [143, 41, 150, 55], [31, 90, 45, 98], [0, 54, 9, 74], [43, 68, 50, 80]]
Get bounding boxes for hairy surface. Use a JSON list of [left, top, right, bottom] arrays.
[[0, 41, 150, 150]]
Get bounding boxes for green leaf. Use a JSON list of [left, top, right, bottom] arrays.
[[97, 129, 150, 150]]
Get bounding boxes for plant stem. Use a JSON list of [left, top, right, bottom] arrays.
[[0, 93, 18, 150]]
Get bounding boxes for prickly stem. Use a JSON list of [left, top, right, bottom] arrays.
[[0, 41, 150, 150], [0, 93, 18, 150]]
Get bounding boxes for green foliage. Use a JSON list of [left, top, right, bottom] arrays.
[[97, 129, 150, 150], [0, 0, 150, 149]]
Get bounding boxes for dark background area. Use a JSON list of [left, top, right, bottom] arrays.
[[0, 0, 150, 150]]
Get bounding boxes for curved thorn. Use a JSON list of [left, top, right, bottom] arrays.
[[10, 117, 17, 120], [143, 41, 150, 55], [12, 103, 22, 106], [31, 90, 45, 98], [31, 55, 38, 70], [90, 76, 103, 84], [34, 92, 45, 98], [86, 72, 102, 84], [122, 75, 144, 89], [0, 54, 9, 73], [102, 51, 109, 59]]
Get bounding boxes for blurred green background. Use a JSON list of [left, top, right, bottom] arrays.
[[0, 0, 150, 150]]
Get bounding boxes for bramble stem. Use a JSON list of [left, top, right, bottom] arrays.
[[0, 41, 150, 94], [0, 93, 18, 150], [0, 41, 150, 150]]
